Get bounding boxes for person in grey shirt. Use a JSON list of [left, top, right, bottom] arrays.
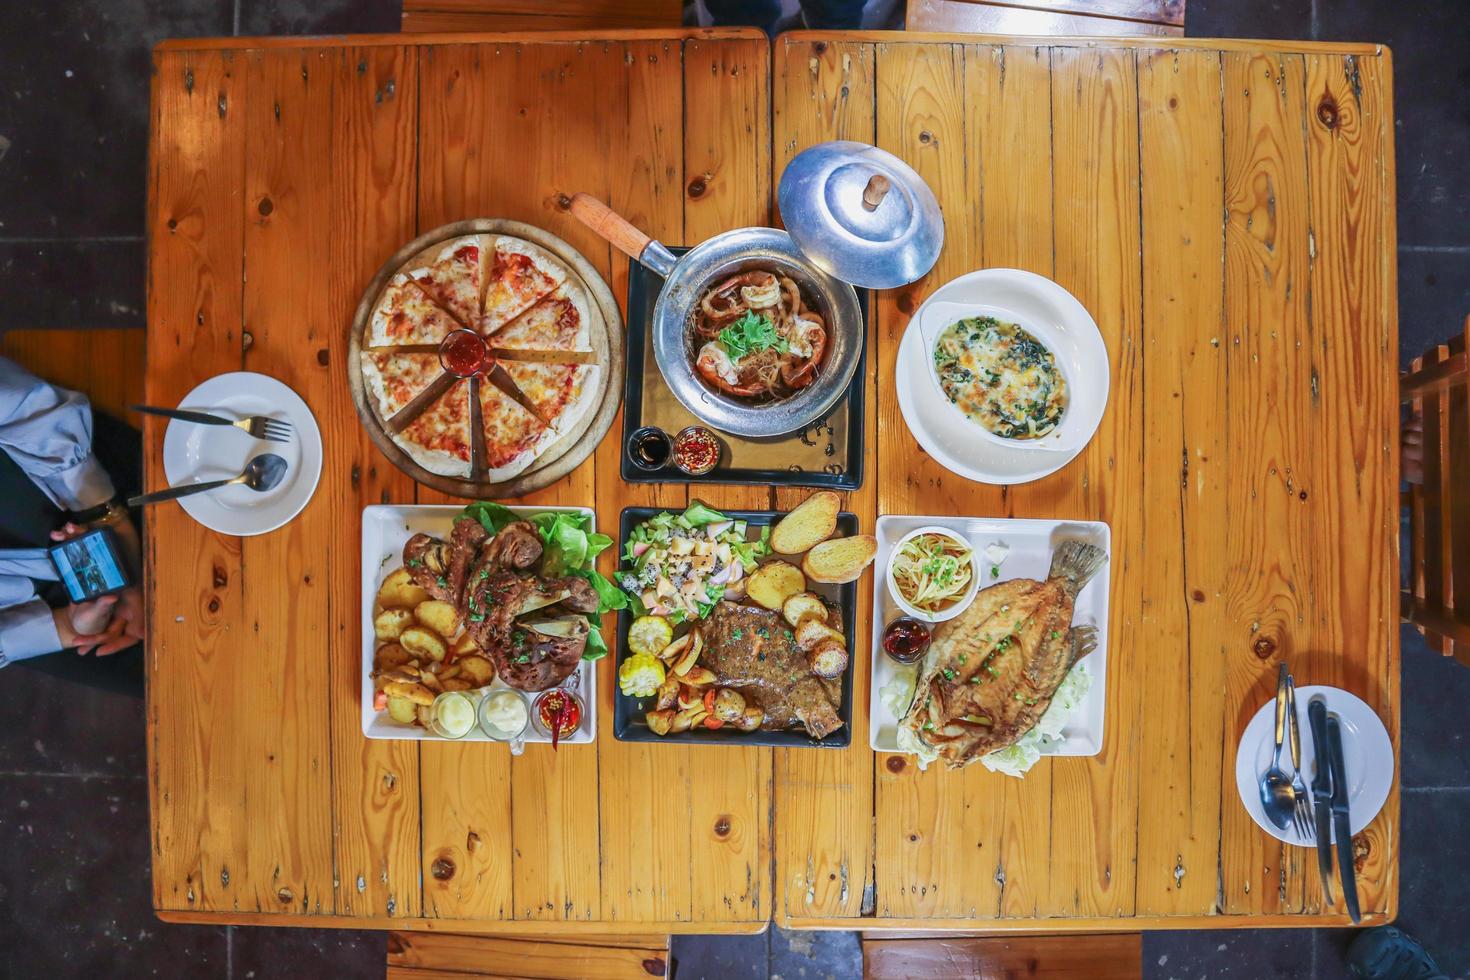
[[0, 356, 145, 683]]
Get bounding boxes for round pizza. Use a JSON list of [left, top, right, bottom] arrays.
[[359, 233, 601, 482]]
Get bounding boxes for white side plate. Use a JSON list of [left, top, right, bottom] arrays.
[[869, 515, 1111, 758], [361, 504, 597, 745]]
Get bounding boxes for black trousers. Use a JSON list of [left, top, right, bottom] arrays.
[[1, 411, 144, 697]]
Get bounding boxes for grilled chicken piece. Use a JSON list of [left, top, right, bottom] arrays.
[[901, 540, 1105, 768], [700, 602, 843, 739], [481, 520, 542, 570], [403, 517, 489, 605]]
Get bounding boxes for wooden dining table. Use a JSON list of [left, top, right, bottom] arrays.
[[145, 27, 1398, 936]]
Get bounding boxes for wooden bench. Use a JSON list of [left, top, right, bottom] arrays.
[[906, 0, 1184, 36], [1402, 315, 1470, 665], [401, 0, 683, 33], [862, 931, 1142, 979], [0, 328, 146, 420], [386, 931, 671, 979]]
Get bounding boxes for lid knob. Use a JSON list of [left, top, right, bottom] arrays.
[[778, 141, 943, 289], [862, 174, 891, 212]]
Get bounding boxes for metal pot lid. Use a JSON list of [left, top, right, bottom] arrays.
[[778, 141, 944, 290]]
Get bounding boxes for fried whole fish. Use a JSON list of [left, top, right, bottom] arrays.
[[900, 540, 1105, 769]]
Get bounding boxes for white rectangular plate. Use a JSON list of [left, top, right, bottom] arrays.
[[868, 515, 1111, 757], [361, 503, 597, 745]]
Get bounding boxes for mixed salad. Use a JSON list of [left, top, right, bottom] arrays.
[[618, 502, 772, 623], [461, 501, 627, 660]]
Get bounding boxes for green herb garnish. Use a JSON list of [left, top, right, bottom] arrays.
[[718, 311, 788, 360]]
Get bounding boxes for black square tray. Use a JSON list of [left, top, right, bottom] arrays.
[[620, 248, 869, 490], [612, 507, 858, 748]]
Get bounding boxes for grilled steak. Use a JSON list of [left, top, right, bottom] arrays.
[[700, 602, 843, 739]]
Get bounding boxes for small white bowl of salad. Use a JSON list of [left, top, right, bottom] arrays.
[[618, 502, 773, 623], [885, 525, 982, 624]]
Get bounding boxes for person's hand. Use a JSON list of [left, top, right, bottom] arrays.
[[50, 520, 147, 656]]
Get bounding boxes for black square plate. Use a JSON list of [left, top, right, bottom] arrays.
[[620, 248, 869, 490], [612, 507, 858, 748]]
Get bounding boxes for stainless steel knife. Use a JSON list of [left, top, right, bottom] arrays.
[[1326, 713, 1360, 923], [1307, 696, 1335, 905]]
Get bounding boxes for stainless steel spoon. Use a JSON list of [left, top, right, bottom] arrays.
[[128, 453, 288, 508], [1259, 662, 1297, 831]]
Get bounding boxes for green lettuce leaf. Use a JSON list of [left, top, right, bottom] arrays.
[[462, 501, 520, 536], [681, 501, 728, 527], [582, 618, 608, 661]]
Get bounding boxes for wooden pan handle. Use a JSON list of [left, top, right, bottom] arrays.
[[862, 174, 891, 211], [569, 193, 652, 262]]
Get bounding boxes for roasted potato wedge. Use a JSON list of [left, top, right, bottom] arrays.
[[414, 599, 459, 638], [457, 655, 494, 687], [398, 626, 447, 663], [646, 709, 676, 736], [781, 592, 828, 629], [747, 560, 806, 611], [770, 491, 841, 554], [795, 617, 845, 652], [383, 680, 436, 705], [654, 672, 681, 711], [671, 705, 708, 733], [416, 704, 433, 728], [808, 638, 849, 679], [436, 662, 462, 681], [672, 629, 704, 676], [801, 535, 878, 584], [373, 642, 413, 671], [713, 688, 747, 723], [441, 678, 473, 693], [736, 704, 765, 732], [386, 695, 418, 724], [681, 666, 718, 687], [658, 631, 692, 664], [449, 632, 480, 658], [377, 568, 430, 610], [419, 670, 443, 693], [373, 608, 415, 642]]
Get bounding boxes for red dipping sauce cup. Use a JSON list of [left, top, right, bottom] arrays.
[[439, 328, 490, 378]]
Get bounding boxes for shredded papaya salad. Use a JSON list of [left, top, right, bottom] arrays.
[[618, 502, 771, 623]]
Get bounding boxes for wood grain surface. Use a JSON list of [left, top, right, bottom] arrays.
[[145, 29, 1398, 934]]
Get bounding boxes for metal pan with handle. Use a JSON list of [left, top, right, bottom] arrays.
[[568, 192, 863, 439]]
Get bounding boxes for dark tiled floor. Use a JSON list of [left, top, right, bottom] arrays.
[[2, 1, 1467, 978]]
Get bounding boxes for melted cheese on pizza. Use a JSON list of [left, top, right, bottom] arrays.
[[411, 238, 485, 329], [367, 276, 460, 346], [481, 239, 566, 333], [500, 362, 587, 430], [478, 381, 548, 470], [491, 289, 587, 351], [363, 351, 442, 419], [401, 379, 472, 466]]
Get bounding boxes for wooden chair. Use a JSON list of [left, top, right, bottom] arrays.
[[386, 931, 671, 979], [906, 0, 1184, 36], [401, 0, 683, 33], [1402, 315, 1470, 666], [862, 932, 1142, 979], [0, 328, 146, 420]]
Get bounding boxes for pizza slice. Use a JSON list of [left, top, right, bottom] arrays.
[[500, 362, 598, 434], [489, 282, 593, 352], [360, 351, 444, 421], [408, 236, 488, 330], [366, 274, 461, 347], [479, 378, 554, 482], [397, 378, 473, 478], [480, 236, 568, 334]]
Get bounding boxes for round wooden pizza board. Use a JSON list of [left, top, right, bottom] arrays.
[[347, 219, 624, 499]]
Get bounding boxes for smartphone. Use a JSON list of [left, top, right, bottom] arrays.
[[47, 526, 132, 603]]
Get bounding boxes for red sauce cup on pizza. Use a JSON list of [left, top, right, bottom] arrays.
[[439, 328, 490, 378]]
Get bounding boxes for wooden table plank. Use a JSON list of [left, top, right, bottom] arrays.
[[146, 48, 250, 913], [771, 35, 878, 923], [326, 43, 426, 921], [1301, 50, 1399, 919], [1045, 44, 1144, 920]]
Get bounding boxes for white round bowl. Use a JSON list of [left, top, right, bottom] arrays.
[[897, 268, 1110, 485], [884, 525, 982, 624]]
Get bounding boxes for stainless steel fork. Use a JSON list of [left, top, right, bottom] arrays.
[[131, 404, 293, 443], [1286, 675, 1314, 840]]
